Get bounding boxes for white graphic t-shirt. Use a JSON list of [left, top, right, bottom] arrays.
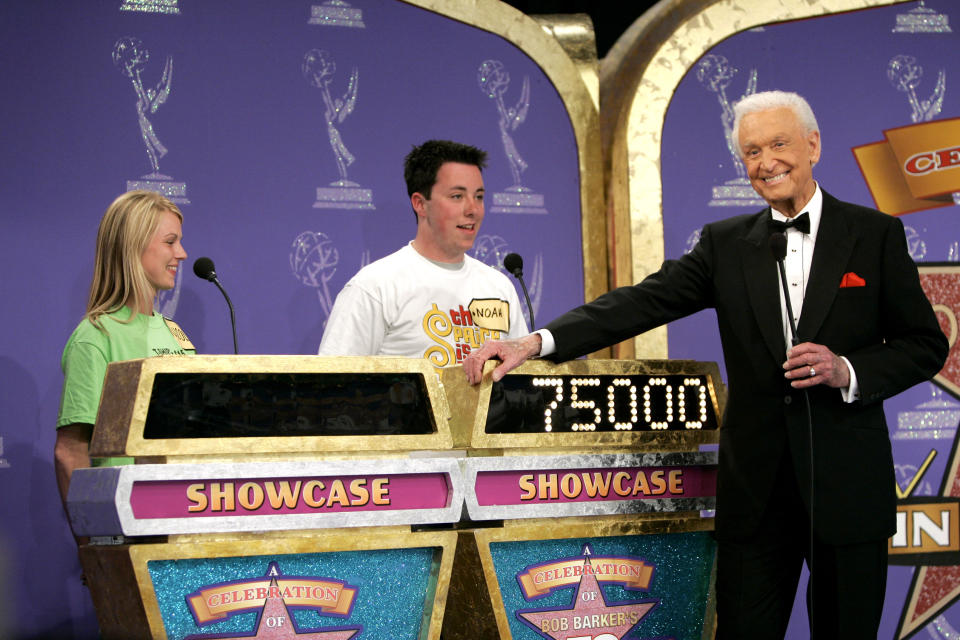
[[318, 243, 529, 367]]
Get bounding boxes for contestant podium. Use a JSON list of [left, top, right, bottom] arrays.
[[67, 356, 724, 640], [438, 359, 723, 640], [67, 356, 463, 640]]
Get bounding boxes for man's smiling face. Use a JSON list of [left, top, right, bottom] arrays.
[[411, 161, 485, 262], [738, 106, 821, 217]]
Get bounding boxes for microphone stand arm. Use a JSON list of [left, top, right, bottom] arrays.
[[211, 277, 238, 355], [513, 270, 535, 330]]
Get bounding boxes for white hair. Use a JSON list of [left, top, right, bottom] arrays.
[[731, 90, 820, 146]]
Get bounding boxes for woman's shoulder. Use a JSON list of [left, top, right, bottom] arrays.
[[61, 316, 110, 371], [66, 316, 107, 345], [66, 308, 135, 346]]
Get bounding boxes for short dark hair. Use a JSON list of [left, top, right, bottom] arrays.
[[404, 140, 487, 200]]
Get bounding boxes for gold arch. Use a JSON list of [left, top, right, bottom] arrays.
[[602, 0, 915, 358]]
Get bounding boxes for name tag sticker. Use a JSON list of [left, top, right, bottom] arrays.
[[469, 298, 509, 332], [164, 318, 196, 351]]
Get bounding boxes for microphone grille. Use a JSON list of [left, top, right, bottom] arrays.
[[503, 252, 523, 275], [768, 233, 788, 261], [193, 257, 217, 281]]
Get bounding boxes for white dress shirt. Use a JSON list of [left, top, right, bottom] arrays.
[[772, 186, 820, 345], [772, 185, 859, 401]]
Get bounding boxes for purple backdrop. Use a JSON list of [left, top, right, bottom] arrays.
[[0, 1, 583, 637], [662, 1, 959, 637]]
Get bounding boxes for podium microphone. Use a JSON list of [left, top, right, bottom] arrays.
[[504, 252, 535, 329], [193, 257, 238, 354]]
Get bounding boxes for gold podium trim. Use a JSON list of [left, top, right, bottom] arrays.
[[91, 355, 453, 460]]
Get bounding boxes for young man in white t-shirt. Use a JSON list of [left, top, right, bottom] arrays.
[[318, 140, 528, 366]]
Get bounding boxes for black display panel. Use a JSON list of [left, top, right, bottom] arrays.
[[484, 374, 719, 433], [143, 372, 435, 438]]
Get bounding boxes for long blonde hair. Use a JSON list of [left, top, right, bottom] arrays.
[[86, 190, 183, 328]]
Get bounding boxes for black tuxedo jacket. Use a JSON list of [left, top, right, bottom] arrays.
[[546, 190, 948, 544]]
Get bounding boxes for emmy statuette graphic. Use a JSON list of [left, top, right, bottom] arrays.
[[154, 267, 183, 319], [309, 0, 366, 28], [291, 231, 341, 326], [113, 36, 189, 204], [904, 225, 928, 262], [888, 54, 946, 124], [119, 0, 180, 14], [887, 54, 958, 205], [895, 384, 960, 442], [291, 232, 370, 329], [478, 60, 548, 214], [893, 0, 952, 33], [303, 49, 374, 210], [684, 228, 703, 255], [696, 54, 765, 208]]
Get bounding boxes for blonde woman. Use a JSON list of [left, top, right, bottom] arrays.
[[54, 190, 194, 505]]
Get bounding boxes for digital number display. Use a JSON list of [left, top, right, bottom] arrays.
[[484, 374, 718, 434], [142, 372, 435, 439]]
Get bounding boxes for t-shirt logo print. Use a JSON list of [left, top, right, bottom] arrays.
[[422, 302, 507, 367]]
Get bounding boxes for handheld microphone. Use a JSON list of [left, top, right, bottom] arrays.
[[769, 231, 817, 610], [504, 252, 535, 329], [768, 233, 799, 346], [192, 257, 238, 354]]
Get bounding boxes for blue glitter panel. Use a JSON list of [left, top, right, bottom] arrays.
[[490, 532, 715, 639], [147, 546, 440, 640]]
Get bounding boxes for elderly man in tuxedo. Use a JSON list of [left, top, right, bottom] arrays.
[[464, 90, 948, 638]]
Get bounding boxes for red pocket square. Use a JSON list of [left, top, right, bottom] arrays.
[[840, 272, 866, 288]]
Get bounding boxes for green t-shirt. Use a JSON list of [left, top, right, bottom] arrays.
[[57, 306, 195, 466]]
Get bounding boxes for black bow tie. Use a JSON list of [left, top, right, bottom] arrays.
[[769, 212, 810, 234]]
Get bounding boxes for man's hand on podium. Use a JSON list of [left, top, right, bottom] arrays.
[[464, 333, 542, 384]]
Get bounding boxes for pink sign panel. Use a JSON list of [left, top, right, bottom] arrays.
[[475, 466, 716, 506], [130, 473, 451, 519]]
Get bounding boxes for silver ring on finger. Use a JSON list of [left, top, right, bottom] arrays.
[[809, 367, 816, 377]]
